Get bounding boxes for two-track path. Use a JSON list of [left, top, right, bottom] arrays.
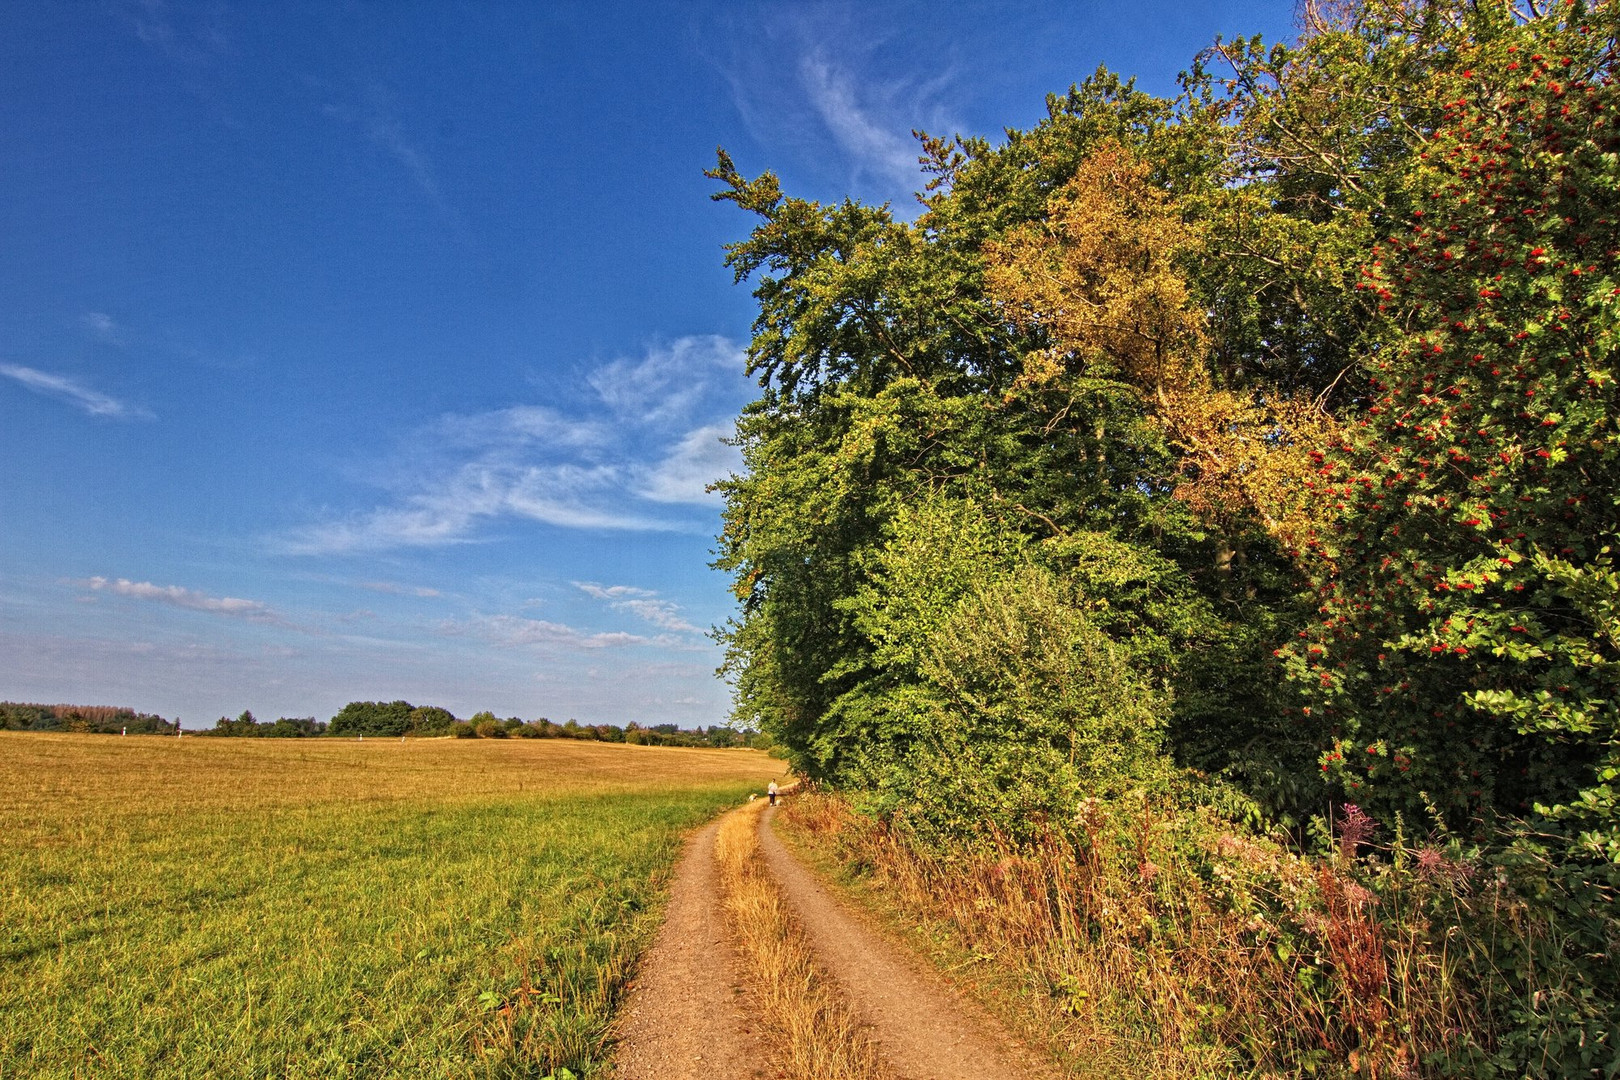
[[612, 804, 1056, 1080], [611, 817, 775, 1080]]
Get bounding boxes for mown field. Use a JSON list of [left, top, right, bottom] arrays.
[[0, 732, 784, 1079]]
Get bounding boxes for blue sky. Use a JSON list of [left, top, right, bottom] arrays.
[[0, 0, 1294, 728]]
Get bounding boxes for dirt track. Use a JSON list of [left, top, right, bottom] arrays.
[[611, 817, 775, 1080], [612, 803, 1055, 1080]]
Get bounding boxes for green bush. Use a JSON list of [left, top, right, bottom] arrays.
[[829, 497, 1171, 843]]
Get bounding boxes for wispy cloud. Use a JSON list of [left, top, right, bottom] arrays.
[[799, 53, 923, 188], [635, 423, 740, 504], [442, 613, 646, 651], [0, 364, 151, 419], [80, 576, 277, 621], [371, 113, 439, 201], [588, 335, 745, 429], [282, 461, 671, 555], [614, 598, 702, 634], [357, 581, 441, 598], [574, 582, 703, 635], [707, 9, 957, 201], [575, 583, 656, 600], [83, 312, 123, 346], [434, 405, 610, 453], [127, 0, 231, 66], [323, 82, 466, 236], [281, 336, 752, 555]]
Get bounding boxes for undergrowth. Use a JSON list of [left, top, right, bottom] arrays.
[[780, 789, 1620, 1079]]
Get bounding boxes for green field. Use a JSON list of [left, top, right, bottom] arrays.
[[0, 733, 783, 1079]]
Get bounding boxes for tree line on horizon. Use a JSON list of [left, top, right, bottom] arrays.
[[0, 699, 768, 749], [0, 702, 175, 735]]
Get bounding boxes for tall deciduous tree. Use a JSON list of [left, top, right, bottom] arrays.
[[711, 0, 1620, 848]]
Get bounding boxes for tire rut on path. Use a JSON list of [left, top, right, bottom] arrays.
[[611, 815, 774, 1080], [757, 804, 1060, 1080], [614, 803, 1058, 1080]]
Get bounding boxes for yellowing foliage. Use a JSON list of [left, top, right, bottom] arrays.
[[985, 143, 1334, 550]]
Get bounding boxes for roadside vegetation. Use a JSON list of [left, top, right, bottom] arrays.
[[781, 788, 1579, 1077], [712, 0, 1620, 1075], [0, 732, 780, 1079]]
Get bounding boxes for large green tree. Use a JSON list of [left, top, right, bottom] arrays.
[[708, 78, 1287, 824], [711, 0, 1620, 849]]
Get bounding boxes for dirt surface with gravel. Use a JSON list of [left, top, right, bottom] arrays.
[[613, 801, 1058, 1080], [610, 816, 776, 1080], [756, 804, 1058, 1080]]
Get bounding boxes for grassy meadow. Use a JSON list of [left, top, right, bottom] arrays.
[[0, 732, 784, 1079]]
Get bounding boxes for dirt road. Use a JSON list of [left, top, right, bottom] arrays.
[[612, 803, 1055, 1080], [611, 818, 775, 1080]]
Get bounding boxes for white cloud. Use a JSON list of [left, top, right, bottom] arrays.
[[588, 335, 746, 428], [501, 464, 662, 527], [614, 598, 703, 634], [128, 0, 230, 66], [0, 364, 151, 419], [323, 81, 467, 239], [281, 336, 751, 554], [82, 577, 275, 621], [636, 423, 742, 504], [281, 461, 676, 555], [707, 10, 957, 203], [83, 312, 123, 345], [357, 581, 441, 598], [449, 406, 609, 450], [370, 111, 439, 201], [443, 614, 646, 650], [800, 53, 923, 188], [574, 582, 703, 635], [574, 583, 656, 600]]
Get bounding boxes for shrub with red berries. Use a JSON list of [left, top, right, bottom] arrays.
[[1278, 2, 1620, 854]]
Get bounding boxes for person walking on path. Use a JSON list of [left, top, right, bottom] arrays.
[[767, 779, 779, 806]]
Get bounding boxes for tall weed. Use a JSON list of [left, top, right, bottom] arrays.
[[782, 789, 1616, 1078]]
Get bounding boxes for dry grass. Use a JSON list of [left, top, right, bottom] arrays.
[[714, 799, 887, 1080], [781, 790, 1481, 1080], [1, 732, 782, 1079], [3, 729, 774, 815]]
